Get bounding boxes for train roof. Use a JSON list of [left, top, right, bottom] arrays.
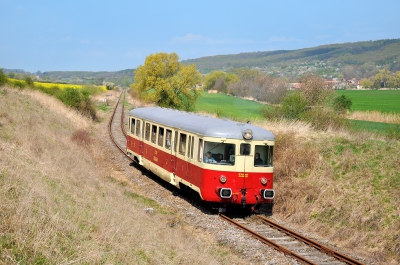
[[129, 107, 275, 141]]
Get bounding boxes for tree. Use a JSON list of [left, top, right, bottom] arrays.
[[213, 78, 227, 93], [104, 82, 115, 90], [131, 53, 202, 111], [387, 71, 400, 88], [228, 68, 260, 80], [203, 71, 238, 91], [299, 74, 333, 106], [374, 69, 391, 88], [360, 78, 373, 89]]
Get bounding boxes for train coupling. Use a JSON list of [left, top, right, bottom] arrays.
[[241, 197, 246, 207], [241, 189, 247, 207]]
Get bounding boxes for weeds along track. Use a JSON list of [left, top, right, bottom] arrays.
[[108, 91, 366, 265]]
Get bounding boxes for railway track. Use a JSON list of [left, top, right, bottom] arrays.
[[220, 214, 365, 265], [108, 90, 366, 265]]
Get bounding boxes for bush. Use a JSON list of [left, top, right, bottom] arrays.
[[332, 94, 352, 114], [261, 106, 284, 120], [24, 76, 34, 87], [56, 87, 82, 108], [386, 123, 400, 140], [56, 88, 98, 121], [12, 80, 26, 89], [301, 107, 350, 131], [281, 92, 308, 119], [0, 69, 8, 86]]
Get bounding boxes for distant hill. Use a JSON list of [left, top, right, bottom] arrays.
[[182, 39, 400, 79], [38, 69, 135, 87], [3, 39, 400, 83], [2, 68, 135, 87]]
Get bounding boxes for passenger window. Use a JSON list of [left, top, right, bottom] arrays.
[[130, 118, 135, 134], [135, 120, 141, 137], [179, 133, 187, 155], [158, 127, 164, 147], [145, 123, 150, 141], [151, 125, 157, 143], [165, 129, 172, 149]]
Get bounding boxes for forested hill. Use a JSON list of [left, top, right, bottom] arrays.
[[181, 39, 400, 79]]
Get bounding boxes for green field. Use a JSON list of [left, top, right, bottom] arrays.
[[336, 90, 400, 113], [195, 92, 265, 121], [195, 91, 400, 135], [349, 119, 394, 132]]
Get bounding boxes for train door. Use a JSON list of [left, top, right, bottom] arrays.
[[177, 132, 189, 179], [136, 119, 144, 155], [186, 135, 195, 179], [165, 129, 174, 172], [172, 130, 179, 173], [238, 143, 253, 189]]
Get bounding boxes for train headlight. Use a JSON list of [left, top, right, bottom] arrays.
[[260, 177, 268, 185], [219, 188, 232, 198], [219, 175, 227, 183], [242, 129, 253, 140], [261, 189, 275, 199]]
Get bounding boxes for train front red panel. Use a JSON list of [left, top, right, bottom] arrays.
[[127, 135, 273, 205]]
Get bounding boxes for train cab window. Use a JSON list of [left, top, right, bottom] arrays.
[[165, 129, 172, 149], [240, 143, 251, 155], [145, 123, 150, 141], [130, 118, 135, 134], [151, 125, 157, 143], [158, 127, 164, 147], [254, 145, 274, 167], [204, 141, 235, 166], [135, 120, 141, 137], [179, 133, 187, 155]]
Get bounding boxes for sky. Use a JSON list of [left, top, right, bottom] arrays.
[[1, 0, 399, 73]]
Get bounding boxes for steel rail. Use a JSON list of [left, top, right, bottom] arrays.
[[108, 89, 130, 157], [219, 214, 318, 265], [256, 215, 365, 265]]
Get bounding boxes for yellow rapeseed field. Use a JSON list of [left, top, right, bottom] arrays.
[[8, 78, 107, 92]]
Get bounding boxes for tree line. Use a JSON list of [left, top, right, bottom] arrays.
[[130, 53, 352, 132]]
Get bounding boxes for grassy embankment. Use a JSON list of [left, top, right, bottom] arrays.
[[196, 91, 400, 264], [0, 86, 249, 264]]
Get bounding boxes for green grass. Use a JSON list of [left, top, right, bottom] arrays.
[[195, 92, 266, 121], [349, 120, 394, 134], [336, 90, 400, 113]]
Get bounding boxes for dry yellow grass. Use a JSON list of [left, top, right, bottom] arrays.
[[2, 85, 399, 264], [254, 119, 400, 264], [349, 110, 400, 124], [0, 86, 248, 264]]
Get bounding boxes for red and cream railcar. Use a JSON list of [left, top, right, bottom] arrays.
[[126, 107, 275, 212]]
